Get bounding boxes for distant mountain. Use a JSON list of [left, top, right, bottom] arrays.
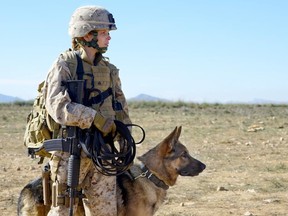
[[128, 94, 169, 102], [0, 93, 23, 103], [249, 98, 288, 104]]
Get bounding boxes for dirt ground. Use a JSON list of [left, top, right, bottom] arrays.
[[0, 103, 287, 216]]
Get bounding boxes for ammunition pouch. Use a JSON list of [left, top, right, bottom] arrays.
[[51, 181, 83, 207], [52, 181, 69, 207]]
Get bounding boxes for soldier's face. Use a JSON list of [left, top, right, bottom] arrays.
[[97, 30, 111, 48]]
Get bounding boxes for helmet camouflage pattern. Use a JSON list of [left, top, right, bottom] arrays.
[[69, 6, 117, 38]]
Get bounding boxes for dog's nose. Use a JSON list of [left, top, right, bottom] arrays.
[[200, 163, 206, 171]]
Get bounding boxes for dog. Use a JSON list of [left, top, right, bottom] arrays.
[[18, 126, 206, 216]]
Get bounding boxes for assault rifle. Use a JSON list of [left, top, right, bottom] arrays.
[[65, 80, 85, 216], [44, 80, 85, 216]]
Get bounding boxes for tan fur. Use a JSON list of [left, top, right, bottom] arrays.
[[18, 126, 205, 216], [20, 191, 41, 216], [116, 165, 167, 216]]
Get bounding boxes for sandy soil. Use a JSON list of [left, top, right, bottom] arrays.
[[0, 103, 287, 216]]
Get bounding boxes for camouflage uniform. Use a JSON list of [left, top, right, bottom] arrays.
[[44, 6, 131, 216]]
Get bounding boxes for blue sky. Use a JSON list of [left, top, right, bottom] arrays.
[[0, 0, 287, 103]]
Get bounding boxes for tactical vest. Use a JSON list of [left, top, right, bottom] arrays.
[[61, 50, 120, 118]]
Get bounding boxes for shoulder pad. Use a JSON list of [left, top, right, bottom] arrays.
[[60, 50, 77, 62], [59, 50, 78, 79]]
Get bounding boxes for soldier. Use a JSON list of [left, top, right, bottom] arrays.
[[44, 5, 131, 216]]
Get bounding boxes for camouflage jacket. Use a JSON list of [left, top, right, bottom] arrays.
[[44, 47, 131, 129]]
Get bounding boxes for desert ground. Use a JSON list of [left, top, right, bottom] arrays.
[[0, 102, 287, 216]]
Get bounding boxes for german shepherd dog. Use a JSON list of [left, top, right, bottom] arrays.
[[18, 126, 206, 216]]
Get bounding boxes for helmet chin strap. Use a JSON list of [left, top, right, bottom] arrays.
[[76, 32, 108, 53]]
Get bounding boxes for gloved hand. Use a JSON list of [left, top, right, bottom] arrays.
[[93, 113, 116, 136]]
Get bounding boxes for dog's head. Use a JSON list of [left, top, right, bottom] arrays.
[[138, 126, 206, 186]]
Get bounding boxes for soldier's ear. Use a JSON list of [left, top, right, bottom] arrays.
[[83, 33, 93, 42]]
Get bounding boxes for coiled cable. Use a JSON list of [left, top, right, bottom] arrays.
[[82, 120, 145, 176]]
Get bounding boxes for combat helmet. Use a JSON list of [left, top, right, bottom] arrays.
[[69, 5, 117, 38]]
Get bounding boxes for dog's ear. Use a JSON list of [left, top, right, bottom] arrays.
[[161, 126, 182, 154], [175, 126, 182, 140]]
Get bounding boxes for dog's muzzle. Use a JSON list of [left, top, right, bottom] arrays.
[[179, 160, 206, 176]]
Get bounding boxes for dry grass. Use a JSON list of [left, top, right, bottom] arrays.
[[0, 102, 287, 215]]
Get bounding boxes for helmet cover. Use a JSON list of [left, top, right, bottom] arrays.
[[69, 6, 117, 38]]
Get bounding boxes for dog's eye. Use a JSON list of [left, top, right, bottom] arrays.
[[170, 148, 175, 153], [181, 151, 188, 158]]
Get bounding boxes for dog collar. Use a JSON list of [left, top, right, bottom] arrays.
[[134, 166, 169, 190]]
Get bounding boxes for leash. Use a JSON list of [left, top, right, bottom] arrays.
[[81, 120, 145, 176]]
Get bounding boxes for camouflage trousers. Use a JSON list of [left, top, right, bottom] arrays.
[[47, 151, 117, 216]]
